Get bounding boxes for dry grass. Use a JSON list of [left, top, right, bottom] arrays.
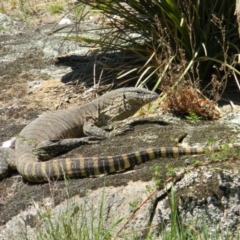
[[0, 0, 74, 19], [161, 86, 221, 120]]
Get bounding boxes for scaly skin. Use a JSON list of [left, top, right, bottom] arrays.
[[2, 87, 239, 183], [0, 87, 158, 182]]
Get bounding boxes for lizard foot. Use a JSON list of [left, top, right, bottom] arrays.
[[34, 137, 104, 160]]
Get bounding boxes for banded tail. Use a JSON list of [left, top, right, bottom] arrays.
[[18, 143, 240, 182]]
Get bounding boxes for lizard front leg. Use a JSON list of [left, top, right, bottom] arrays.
[[34, 136, 104, 160], [34, 118, 132, 161], [83, 117, 133, 138]]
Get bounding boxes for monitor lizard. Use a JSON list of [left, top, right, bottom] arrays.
[[0, 87, 158, 182], [0, 87, 239, 182]]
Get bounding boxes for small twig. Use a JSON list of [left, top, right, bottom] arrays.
[[233, 72, 240, 91], [229, 101, 236, 111], [117, 221, 202, 240], [114, 189, 158, 239], [46, 24, 75, 36]]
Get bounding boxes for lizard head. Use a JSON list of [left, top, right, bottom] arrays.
[[98, 87, 158, 122]]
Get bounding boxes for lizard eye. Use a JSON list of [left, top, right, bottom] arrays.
[[136, 90, 144, 95]]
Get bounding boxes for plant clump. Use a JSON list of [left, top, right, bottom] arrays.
[[161, 86, 221, 120], [75, 0, 239, 111]]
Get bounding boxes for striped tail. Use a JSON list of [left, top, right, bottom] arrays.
[[18, 143, 240, 182]]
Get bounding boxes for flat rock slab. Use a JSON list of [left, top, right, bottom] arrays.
[[1, 115, 240, 238]]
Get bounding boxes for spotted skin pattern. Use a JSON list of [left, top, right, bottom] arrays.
[[0, 88, 158, 182], [1, 87, 239, 183]]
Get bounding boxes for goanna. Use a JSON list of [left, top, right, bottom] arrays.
[[0, 87, 157, 182], [0, 87, 239, 182]]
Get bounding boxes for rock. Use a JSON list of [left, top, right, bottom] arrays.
[[58, 18, 72, 25], [0, 13, 13, 29], [1, 137, 16, 148]]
